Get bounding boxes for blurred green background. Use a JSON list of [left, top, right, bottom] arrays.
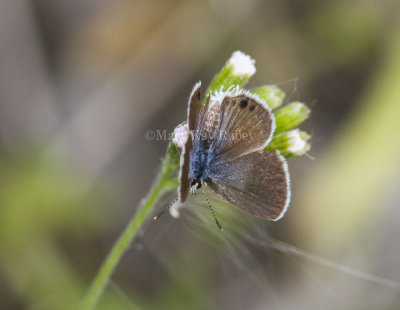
[[1, 0, 400, 309]]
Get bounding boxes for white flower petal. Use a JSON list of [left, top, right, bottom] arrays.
[[228, 51, 256, 76]]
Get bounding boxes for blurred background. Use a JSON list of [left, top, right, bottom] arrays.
[[1, 0, 400, 309]]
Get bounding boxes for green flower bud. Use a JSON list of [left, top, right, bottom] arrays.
[[251, 85, 285, 109], [274, 102, 310, 134]]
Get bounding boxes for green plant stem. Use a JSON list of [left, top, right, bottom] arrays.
[[80, 144, 180, 310]]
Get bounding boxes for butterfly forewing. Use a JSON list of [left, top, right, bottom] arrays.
[[179, 133, 192, 202], [179, 82, 205, 202], [188, 82, 204, 131], [206, 150, 290, 220], [210, 94, 274, 164]]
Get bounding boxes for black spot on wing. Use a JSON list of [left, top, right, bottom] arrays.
[[239, 99, 248, 109]]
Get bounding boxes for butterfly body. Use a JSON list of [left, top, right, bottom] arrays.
[[188, 139, 212, 185]]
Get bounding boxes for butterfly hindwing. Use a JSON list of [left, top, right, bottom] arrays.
[[206, 150, 290, 220]]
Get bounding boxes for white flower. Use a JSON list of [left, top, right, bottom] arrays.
[[172, 123, 189, 148], [228, 51, 256, 76], [287, 129, 309, 155]]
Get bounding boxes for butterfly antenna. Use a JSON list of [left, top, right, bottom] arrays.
[[154, 198, 178, 221], [201, 187, 223, 231]]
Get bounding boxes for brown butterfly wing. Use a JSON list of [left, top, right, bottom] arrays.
[[188, 82, 204, 131], [178, 133, 192, 202], [210, 94, 274, 164], [179, 82, 207, 202], [206, 150, 290, 220]]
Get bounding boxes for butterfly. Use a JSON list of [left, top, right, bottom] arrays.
[[156, 82, 290, 230]]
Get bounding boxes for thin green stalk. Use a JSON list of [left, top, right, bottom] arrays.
[[80, 144, 180, 310]]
